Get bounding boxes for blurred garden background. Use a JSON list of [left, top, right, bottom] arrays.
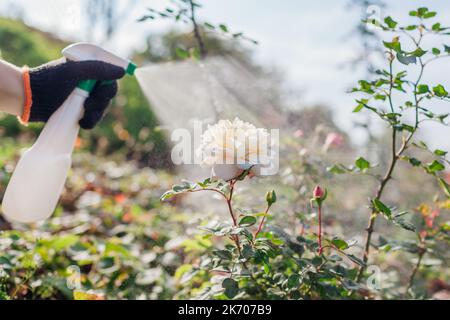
[[0, 0, 449, 300]]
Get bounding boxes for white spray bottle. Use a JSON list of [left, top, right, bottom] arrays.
[[2, 43, 136, 223]]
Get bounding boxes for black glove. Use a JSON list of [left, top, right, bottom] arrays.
[[28, 60, 125, 129]]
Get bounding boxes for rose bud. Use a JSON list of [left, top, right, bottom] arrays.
[[313, 185, 325, 199]]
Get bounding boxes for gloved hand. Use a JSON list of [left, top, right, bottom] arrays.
[[24, 60, 125, 129]]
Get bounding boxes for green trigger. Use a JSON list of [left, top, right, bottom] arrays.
[[78, 62, 136, 93]]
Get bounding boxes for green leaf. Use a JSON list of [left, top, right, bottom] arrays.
[[266, 190, 277, 207], [437, 113, 449, 122], [219, 24, 229, 33], [239, 216, 257, 227], [331, 238, 349, 250], [383, 39, 401, 53], [197, 178, 212, 188], [426, 160, 445, 173], [98, 257, 116, 273], [410, 8, 437, 19], [235, 168, 252, 181], [172, 182, 192, 192], [372, 198, 392, 218], [137, 15, 154, 22], [417, 7, 429, 17], [432, 48, 441, 55], [204, 22, 215, 30], [438, 178, 450, 198], [105, 242, 131, 258], [374, 94, 387, 101], [432, 23, 442, 31], [384, 16, 398, 29], [311, 256, 323, 267], [346, 254, 366, 267], [355, 157, 370, 171], [405, 25, 417, 31], [327, 164, 348, 174], [353, 103, 364, 113], [441, 221, 450, 231], [416, 140, 429, 149], [408, 157, 422, 167], [398, 124, 415, 133], [423, 11, 437, 19], [434, 149, 448, 156], [433, 84, 448, 97], [358, 80, 374, 93], [384, 112, 401, 120], [161, 181, 195, 200], [417, 84, 430, 94], [242, 245, 254, 259], [214, 250, 232, 260], [50, 235, 79, 250], [287, 274, 300, 289], [410, 47, 427, 57], [238, 228, 254, 242], [175, 47, 189, 59], [160, 190, 175, 201], [222, 278, 239, 299], [254, 212, 271, 217], [392, 217, 416, 232]]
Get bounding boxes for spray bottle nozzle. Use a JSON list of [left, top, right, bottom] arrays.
[[126, 62, 137, 76], [62, 43, 137, 93]]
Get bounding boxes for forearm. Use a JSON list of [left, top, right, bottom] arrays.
[[0, 59, 24, 117]]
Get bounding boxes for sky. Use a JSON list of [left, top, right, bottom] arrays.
[[1, 0, 450, 149]]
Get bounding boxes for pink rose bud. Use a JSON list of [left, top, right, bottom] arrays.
[[293, 129, 304, 138], [323, 132, 344, 151], [313, 185, 325, 199]]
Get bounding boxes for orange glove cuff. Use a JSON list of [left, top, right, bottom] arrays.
[[19, 66, 32, 125]]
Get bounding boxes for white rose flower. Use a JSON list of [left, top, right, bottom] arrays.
[[196, 118, 274, 180]]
